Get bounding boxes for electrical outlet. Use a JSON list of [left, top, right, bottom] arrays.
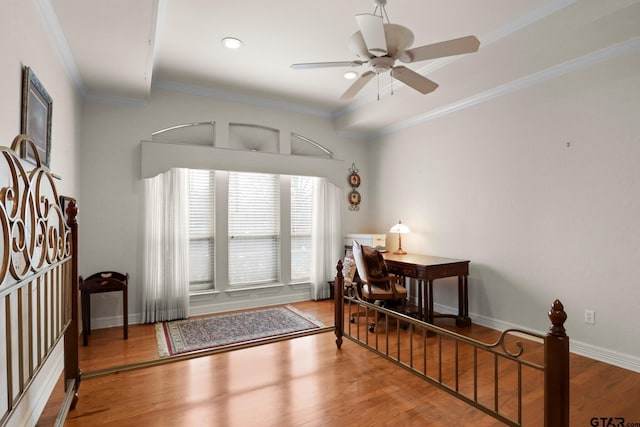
[[584, 309, 596, 325]]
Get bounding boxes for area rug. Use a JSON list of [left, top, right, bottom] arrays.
[[156, 305, 325, 357]]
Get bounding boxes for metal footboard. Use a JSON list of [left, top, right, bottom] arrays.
[[333, 260, 569, 427], [0, 137, 80, 427]]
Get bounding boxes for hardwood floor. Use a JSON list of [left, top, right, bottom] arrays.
[[38, 301, 640, 426]]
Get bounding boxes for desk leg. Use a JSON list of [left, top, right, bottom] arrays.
[[86, 293, 92, 334], [81, 291, 89, 346], [456, 275, 472, 327], [427, 280, 434, 324], [123, 287, 128, 340], [417, 279, 423, 320]]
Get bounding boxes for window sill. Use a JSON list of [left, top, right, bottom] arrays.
[[224, 283, 284, 296], [189, 289, 220, 299]]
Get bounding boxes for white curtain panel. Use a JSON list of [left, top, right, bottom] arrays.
[[142, 168, 190, 323], [310, 177, 343, 300]]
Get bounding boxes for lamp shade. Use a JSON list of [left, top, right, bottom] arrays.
[[389, 221, 410, 234], [389, 220, 410, 255]]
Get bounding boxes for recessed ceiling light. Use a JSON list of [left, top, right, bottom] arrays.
[[344, 71, 358, 80], [222, 37, 243, 49]]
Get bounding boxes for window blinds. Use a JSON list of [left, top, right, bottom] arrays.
[[188, 169, 215, 291], [228, 172, 280, 285]]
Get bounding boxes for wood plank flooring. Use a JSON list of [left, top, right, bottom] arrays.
[[38, 301, 640, 426]]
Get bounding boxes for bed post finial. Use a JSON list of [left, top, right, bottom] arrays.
[[65, 197, 78, 226], [544, 299, 570, 427], [548, 299, 567, 337]]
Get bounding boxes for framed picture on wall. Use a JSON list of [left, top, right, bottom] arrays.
[[21, 66, 52, 167]]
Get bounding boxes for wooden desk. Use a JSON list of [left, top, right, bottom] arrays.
[[382, 253, 471, 326]]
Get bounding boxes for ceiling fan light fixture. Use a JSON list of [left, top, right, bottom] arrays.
[[369, 56, 394, 73], [344, 71, 358, 80], [222, 37, 243, 49], [291, 0, 480, 100]]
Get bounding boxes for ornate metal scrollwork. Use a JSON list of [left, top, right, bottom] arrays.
[[485, 328, 545, 359], [0, 135, 71, 288]]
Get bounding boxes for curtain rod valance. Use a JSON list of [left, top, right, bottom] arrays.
[[140, 141, 346, 187]]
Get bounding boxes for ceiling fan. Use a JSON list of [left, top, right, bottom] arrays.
[[291, 0, 480, 100]]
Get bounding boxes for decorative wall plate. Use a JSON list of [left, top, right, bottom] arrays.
[[348, 163, 361, 211], [349, 171, 361, 187], [349, 189, 361, 210]]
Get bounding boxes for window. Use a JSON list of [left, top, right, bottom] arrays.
[[291, 176, 313, 281], [188, 169, 215, 291], [188, 171, 314, 292], [228, 172, 280, 286]]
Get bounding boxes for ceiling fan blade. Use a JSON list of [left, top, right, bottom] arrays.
[[355, 14, 387, 57], [391, 66, 439, 94], [291, 60, 365, 69], [399, 35, 480, 63], [340, 71, 375, 100]]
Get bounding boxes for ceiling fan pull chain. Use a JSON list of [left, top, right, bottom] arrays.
[[391, 72, 394, 96], [377, 74, 380, 101]]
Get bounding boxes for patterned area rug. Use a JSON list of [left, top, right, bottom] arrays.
[[156, 305, 324, 357]]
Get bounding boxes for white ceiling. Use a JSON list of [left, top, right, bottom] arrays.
[[46, 0, 640, 136]]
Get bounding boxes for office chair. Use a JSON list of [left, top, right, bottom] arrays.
[[351, 240, 407, 332]]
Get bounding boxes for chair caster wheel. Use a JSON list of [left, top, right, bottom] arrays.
[[368, 326, 375, 333], [401, 323, 409, 330], [350, 317, 355, 323]]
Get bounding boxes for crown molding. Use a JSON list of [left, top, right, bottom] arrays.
[[371, 35, 640, 139], [32, 0, 85, 95]]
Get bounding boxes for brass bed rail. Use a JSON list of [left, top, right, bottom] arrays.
[[333, 259, 569, 427]]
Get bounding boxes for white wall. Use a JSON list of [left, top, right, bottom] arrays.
[[79, 87, 371, 323], [0, 0, 81, 197], [368, 50, 640, 366]]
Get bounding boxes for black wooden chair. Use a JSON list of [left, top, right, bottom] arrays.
[[79, 271, 128, 346]]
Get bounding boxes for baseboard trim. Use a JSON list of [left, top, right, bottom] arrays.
[[87, 313, 138, 331], [434, 303, 640, 373], [569, 341, 640, 373], [5, 342, 64, 427]]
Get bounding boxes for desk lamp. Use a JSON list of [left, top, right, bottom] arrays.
[[389, 220, 410, 255]]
